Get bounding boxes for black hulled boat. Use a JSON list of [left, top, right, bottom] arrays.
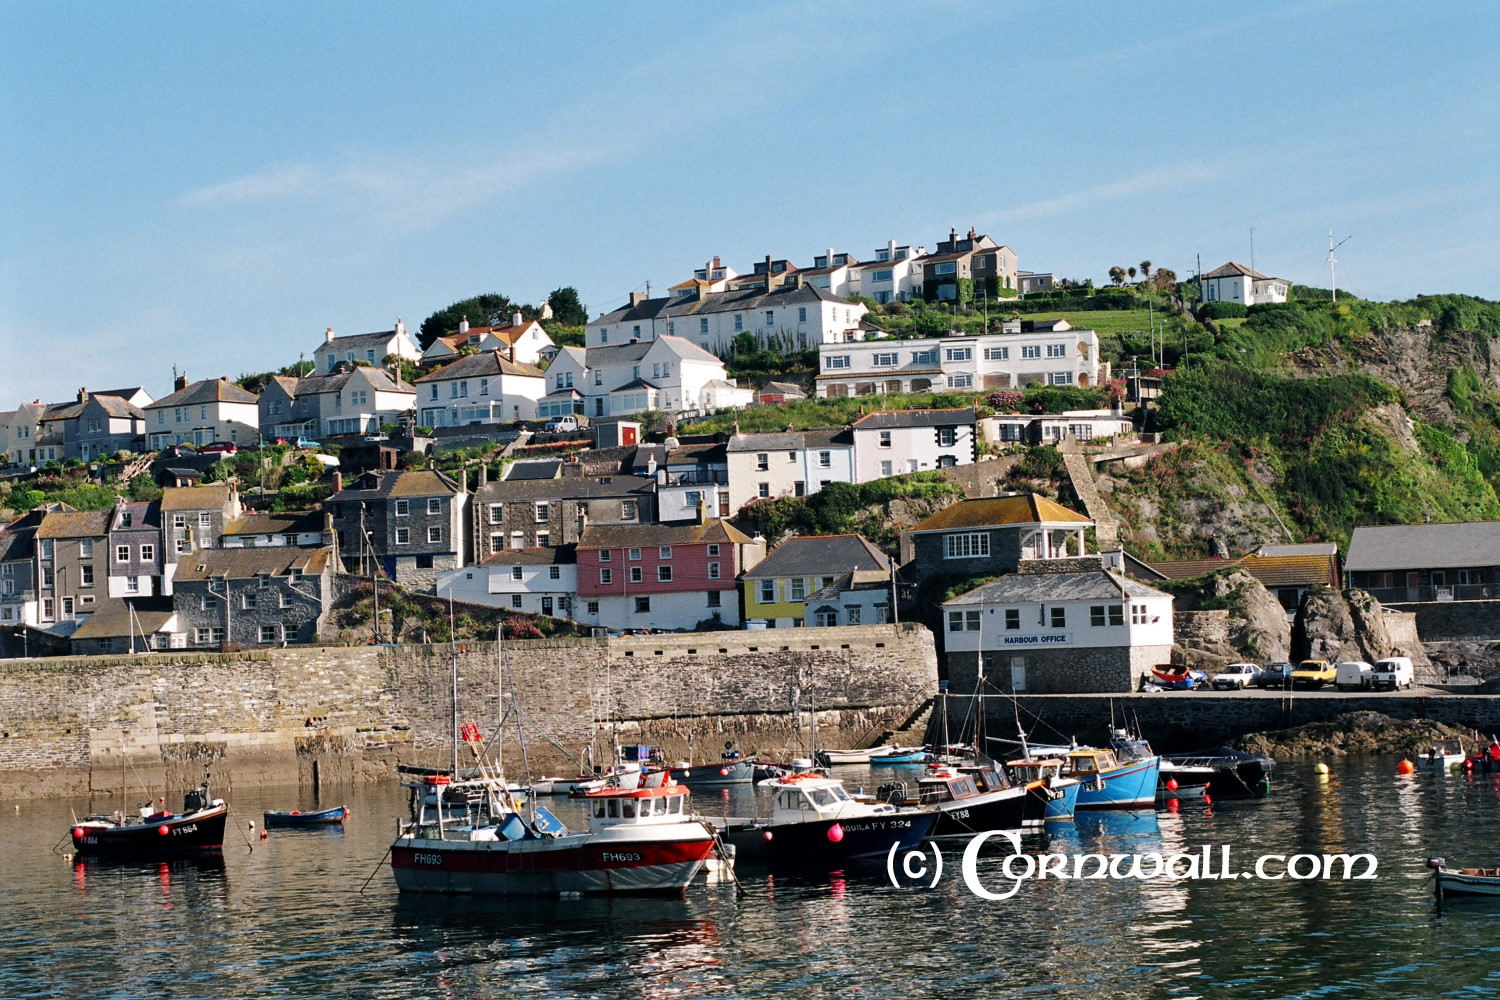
[[70, 776, 229, 857]]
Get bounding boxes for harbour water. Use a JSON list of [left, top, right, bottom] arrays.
[[7, 759, 1500, 998]]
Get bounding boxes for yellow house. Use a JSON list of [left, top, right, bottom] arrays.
[[740, 534, 890, 628]]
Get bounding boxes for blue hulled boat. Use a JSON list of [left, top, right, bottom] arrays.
[[263, 805, 348, 827], [1067, 747, 1160, 810], [1006, 757, 1082, 820]]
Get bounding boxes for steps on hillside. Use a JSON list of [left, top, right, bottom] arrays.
[[877, 698, 935, 747], [1061, 448, 1119, 549]]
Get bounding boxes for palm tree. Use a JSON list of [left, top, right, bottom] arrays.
[[1140, 260, 1152, 279], [1108, 266, 1126, 286], [1128, 266, 1137, 281]]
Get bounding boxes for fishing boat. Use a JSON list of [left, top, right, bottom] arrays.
[[531, 775, 606, 796], [878, 762, 1047, 836], [1429, 857, 1500, 900], [710, 772, 935, 865], [70, 774, 228, 857], [814, 746, 893, 767], [1005, 757, 1082, 820], [1068, 746, 1161, 810], [1420, 738, 1466, 770], [263, 805, 348, 827], [669, 742, 758, 786], [390, 772, 720, 895], [1158, 746, 1275, 798]]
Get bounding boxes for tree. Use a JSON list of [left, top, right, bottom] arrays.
[[1108, 266, 1127, 286], [1152, 268, 1178, 292], [418, 293, 517, 350], [1128, 266, 1137, 281], [546, 287, 588, 326], [1140, 260, 1152, 280]]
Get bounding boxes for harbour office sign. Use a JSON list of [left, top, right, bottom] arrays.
[[1000, 633, 1071, 646]]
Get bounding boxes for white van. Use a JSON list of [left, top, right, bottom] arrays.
[[1372, 656, 1414, 691], [1334, 661, 1374, 691]]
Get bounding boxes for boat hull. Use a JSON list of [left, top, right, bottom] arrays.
[[71, 804, 229, 857], [720, 810, 936, 864], [264, 806, 347, 827], [1042, 778, 1080, 821], [927, 785, 1046, 838], [389, 823, 716, 896], [669, 759, 757, 786], [1076, 758, 1161, 810], [1436, 869, 1500, 899]]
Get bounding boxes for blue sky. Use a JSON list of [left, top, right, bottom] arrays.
[[2, 1, 1495, 406]]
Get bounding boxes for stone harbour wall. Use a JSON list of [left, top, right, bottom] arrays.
[[0, 623, 938, 801]]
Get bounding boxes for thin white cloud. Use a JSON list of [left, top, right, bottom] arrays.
[[980, 162, 1224, 225]]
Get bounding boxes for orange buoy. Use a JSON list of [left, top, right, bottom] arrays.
[[259, 829, 268, 840], [1165, 778, 1178, 792], [1398, 759, 1416, 775]]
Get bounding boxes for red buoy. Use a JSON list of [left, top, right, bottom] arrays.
[[763, 830, 774, 842], [719, 768, 730, 777], [1165, 778, 1179, 792], [826, 823, 845, 843], [72, 827, 84, 839], [158, 825, 171, 836]]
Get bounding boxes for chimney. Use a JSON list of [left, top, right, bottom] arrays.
[[325, 326, 335, 344], [949, 227, 958, 247], [968, 227, 977, 240], [764, 254, 774, 292], [888, 239, 896, 259], [332, 471, 342, 493], [696, 498, 707, 525], [629, 291, 647, 307], [77, 387, 89, 404], [459, 318, 469, 335], [478, 462, 488, 488], [511, 310, 523, 327], [174, 371, 188, 392], [794, 273, 805, 290], [826, 247, 834, 268], [322, 512, 336, 548], [712, 256, 721, 269], [394, 319, 405, 337]]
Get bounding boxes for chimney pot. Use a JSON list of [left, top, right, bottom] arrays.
[[325, 327, 335, 344], [174, 371, 188, 392], [459, 318, 469, 334], [332, 471, 343, 493], [511, 310, 523, 327]]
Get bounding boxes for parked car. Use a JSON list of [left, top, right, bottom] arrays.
[[1291, 658, 1337, 689], [1372, 656, 1415, 691], [1334, 660, 1375, 691], [1212, 663, 1263, 690], [1256, 662, 1294, 689], [545, 415, 581, 433], [275, 436, 321, 449], [198, 441, 238, 455]]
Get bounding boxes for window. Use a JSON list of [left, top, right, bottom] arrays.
[[824, 356, 850, 370], [195, 628, 211, 644], [1131, 604, 1150, 624], [880, 461, 893, 477], [1050, 607, 1066, 628], [116, 545, 130, 562], [536, 531, 549, 547], [126, 576, 140, 593], [935, 262, 956, 275], [140, 544, 154, 562], [600, 330, 609, 344], [708, 562, 720, 579], [79, 539, 93, 558], [243, 592, 258, 610], [199, 513, 211, 528], [40, 566, 53, 588], [621, 501, 637, 522], [630, 567, 643, 583], [1004, 609, 1020, 630], [511, 595, 524, 609], [488, 503, 503, 525], [395, 499, 409, 516], [764, 310, 775, 326], [1068, 424, 1093, 441], [758, 483, 771, 498], [1046, 344, 1067, 358], [1048, 372, 1073, 386], [734, 314, 743, 331], [706, 544, 720, 557], [511, 566, 524, 581], [279, 592, 293, 608], [872, 268, 893, 282], [509, 531, 524, 549], [634, 596, 651, 613], [912, 349, 938, 365], [1021, 345, 1041, 360], [944, 533, 990, 559], [945, 347, 972, 362], [427, 526, 442, 543], [477, 380, 488, 397], [759, 580, 776, 603], [755, 453, 769, 471], [549, 565, 561, 580], [937, 427, 957, 447], [659, 546, 672, 559], [707, 591, 722, 608], [40, 539, 53, 559], [873, 352, 898, 366], [395, 527, 410, 545], [657, 566, 673, 582], [946, 374, 972, 388], [984, 347, 1009, 360], [879, 431, 892, 448], [790, 578, 807, 600], [628, 548, 641, 561], [259, 625, 281, 644], [427, 498, 442, 515], [699, 317, 709, 334], [598, 549, 611, 562], [533, 502, 550, 524], [947, 610, 981, 631], [201, 596, 218, 611], [600, 568, 614, 585], [289, 568, 304, 584], [586, 600, 600, 615]]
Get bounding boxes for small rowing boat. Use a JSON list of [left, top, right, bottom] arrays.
[[263, 805, 349, 827]]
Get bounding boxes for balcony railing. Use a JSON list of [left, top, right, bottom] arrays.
[[1365, 584, 1495, 604]]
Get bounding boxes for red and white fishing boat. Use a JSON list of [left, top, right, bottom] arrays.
[[389, 771, 721, 896]]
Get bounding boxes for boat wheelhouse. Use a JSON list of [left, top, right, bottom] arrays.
[[1067, 747, 1160, 810], [711, 773, 937, 864]]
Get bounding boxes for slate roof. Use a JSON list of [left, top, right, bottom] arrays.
[[1144, 550, 1339, 588], [1257, 542, 1338, 558], [852, 408, 976, 431], [223, 511, 324, 537], [1202, 262, 1270, 280], [595, 283, 854, 327], [742, 534, 889, 580], [318, 329, 407, 351], [160, 485, 234, 512], [1346, 522, 1500, 572], [174, 545, 334, 582], [278, 369, 415, 396], [503, 460, 563, 481], [0, 528, 34, 562], [907, 495, 1091, 533], [476, 476, 654, 503], [478, 545, 576, 566], [579, 519, 751, 549], [68, 597, 177, 640], [807, 574, 890, 602], [414, 351, 545, 382], [36, 509, 111, 539], [325, 469, 463, 502], [147, 378, 258, 409], [110, 501, 161, 531], [944, 569, 1170, 606]]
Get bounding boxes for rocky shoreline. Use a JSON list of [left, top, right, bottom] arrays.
[[1233, 710, 1482, 758]]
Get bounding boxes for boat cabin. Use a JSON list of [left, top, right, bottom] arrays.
[[917, 770, 981, 806], [1007, 758, 1067, 782], [766, 776, 855, 819], [582, 784, 691, 828], [1066, 748, 1121, 776]]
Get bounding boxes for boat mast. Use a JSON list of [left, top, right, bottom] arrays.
[[450, 645, 460, 777]]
